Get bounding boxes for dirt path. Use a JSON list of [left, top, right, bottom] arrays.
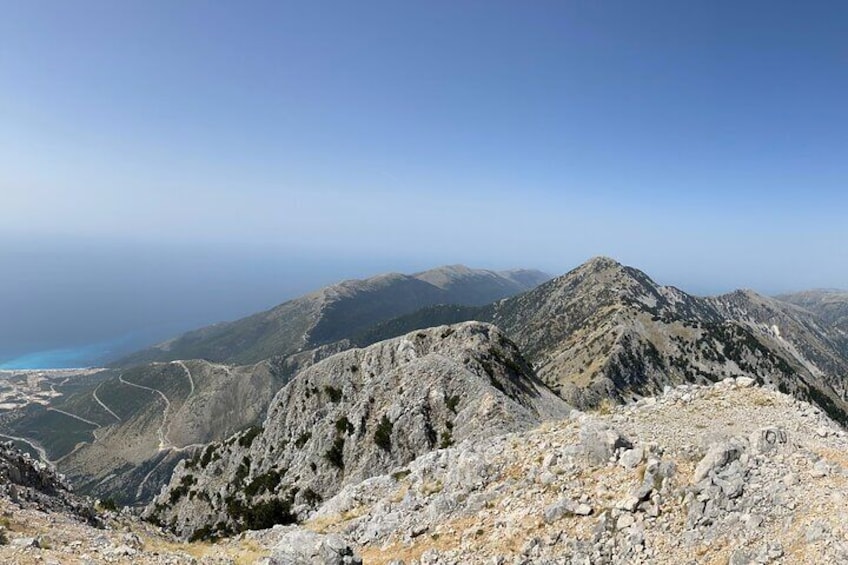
[[92, 381, 122, 422], [47, 407, 100, 427], [173, 361, 195, 396], [118, 374, 172, 450]]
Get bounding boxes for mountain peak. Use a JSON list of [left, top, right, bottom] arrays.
[[578, 256, 626, 272], [547, 256, 647, 293]]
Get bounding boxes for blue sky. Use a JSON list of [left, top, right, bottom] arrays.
[[1, 1, 847, 366]]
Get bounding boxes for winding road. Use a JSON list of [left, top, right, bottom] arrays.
[[47, 407, 100, 427], [136, 453, 168, 500], [173, 361, 195, 395], [118, 373, 173, 450], [92, 381, 122, 422]]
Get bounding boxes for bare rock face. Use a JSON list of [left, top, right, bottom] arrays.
[[0, 441, 97, 524], [145, 322, 570, 539]]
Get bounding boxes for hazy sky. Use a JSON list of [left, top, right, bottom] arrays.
[[1, 1, 847, 365]]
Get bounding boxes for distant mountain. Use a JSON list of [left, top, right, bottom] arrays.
[[343, 258, 848, 425], [145, 322, 570, 539], [487, 258, 848, 424], [115, 266, 550, 368], [777, 290, 848, 352]]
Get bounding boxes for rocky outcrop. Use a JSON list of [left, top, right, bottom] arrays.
[[0, 441, 97, 524], [145, 322, 570, 539], [306, 378, 848, 564], [267, 527, 362, 565]]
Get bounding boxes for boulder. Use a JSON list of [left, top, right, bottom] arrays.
[[270, 528, 361, 565]]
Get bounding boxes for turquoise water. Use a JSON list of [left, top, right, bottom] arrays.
[[0, 337, 139, 370]]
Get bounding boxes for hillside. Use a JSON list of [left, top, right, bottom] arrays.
[[145, 322, 571, 539], [778, 289, 848, 354], [0, 361, 287, 505], [5, 257, 848, 527], [5, 258, 848, 563], [115, 266, 549, 368], [11, 378, 848, 563]]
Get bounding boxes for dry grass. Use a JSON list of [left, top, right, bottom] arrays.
[[358, 514, 551, 565], [420, 479, 443, 496], [307, 504, 368, 534], [751, 396, 775, 407], [389, 482, 409, 503], [594, 397, 617, 415]]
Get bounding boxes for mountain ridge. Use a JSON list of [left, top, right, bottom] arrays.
[[114, 265, 550, 368]]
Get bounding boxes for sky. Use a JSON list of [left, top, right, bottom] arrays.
[[1, 1, 847, 367]]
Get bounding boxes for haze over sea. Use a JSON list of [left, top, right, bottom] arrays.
[[0, 236, 435, 369]]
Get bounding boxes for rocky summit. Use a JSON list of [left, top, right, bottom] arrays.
[[7, 377, 848, 563]]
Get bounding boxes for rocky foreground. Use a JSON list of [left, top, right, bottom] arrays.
[[0, 439, 346, 564], [3, 377, 848, 564], [309, 377, 848, 564]]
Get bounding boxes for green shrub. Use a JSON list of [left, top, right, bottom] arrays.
[[374, 414, 393, 451], [440, 430, 454, 449], [242, 498, 296, 530], [335, 416, 354, 435], [324, 436, 345, 469], [238, 426, 263, 448], [391, 469, 410, 481], [199, 445, 216, 468], [188, 525, 215, 543], [302, 487, 322, 506], [99, 498, 118, 512], [294, 431, 311, 448], [169, 485, 189, 504], [244, 469, 282, 498], [324, 385, 343, 403], [234, 456, 251, 485]]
